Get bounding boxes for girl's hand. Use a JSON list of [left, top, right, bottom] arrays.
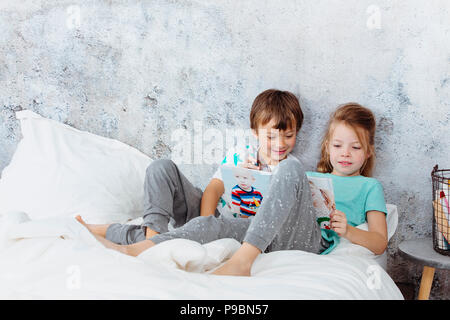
[[240, 156, 260, 170], [330, 209, 348, 237]]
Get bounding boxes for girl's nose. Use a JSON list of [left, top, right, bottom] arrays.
[[342, 148, 351, 157]]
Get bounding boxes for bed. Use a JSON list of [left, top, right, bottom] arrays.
[[0, 110, 403, 299]]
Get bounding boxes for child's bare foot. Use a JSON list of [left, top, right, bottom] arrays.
[[212, 242, 260, 277], [75, 215, 129, 255], [212, 258, 252, 277], [75, 215, 109, 237], [75, 215, 88, 227]]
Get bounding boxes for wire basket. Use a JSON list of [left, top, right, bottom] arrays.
[[431, 165, 450, 256]]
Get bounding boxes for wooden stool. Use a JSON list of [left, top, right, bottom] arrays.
[[398, 238, 450, 300]]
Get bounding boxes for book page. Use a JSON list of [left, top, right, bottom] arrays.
[[306, 175, 336, 230]]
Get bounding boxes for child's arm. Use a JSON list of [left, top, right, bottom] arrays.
[[200, 178, 225, 216], [331, 210, 388, 255]]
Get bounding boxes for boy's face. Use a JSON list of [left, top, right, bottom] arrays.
[[234, 171, 255, 190], [253, 119, 297, 164]]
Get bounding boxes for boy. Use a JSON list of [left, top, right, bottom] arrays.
[[77, 89, 307, 271], [205, 88, 303, 220]]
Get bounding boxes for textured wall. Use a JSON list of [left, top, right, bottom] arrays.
[[1, 0, 449, 299]]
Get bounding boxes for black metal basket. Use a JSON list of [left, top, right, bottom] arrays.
[[431, 165, 450, 256]]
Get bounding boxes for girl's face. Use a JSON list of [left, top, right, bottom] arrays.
[[254, 119, 297, 165], [328, 122, 369, 177]]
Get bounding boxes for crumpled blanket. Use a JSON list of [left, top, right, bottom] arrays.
[[0, 211, 403, 300]]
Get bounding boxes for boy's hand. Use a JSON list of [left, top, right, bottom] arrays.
[[330, 209, 348, 237], [240, 156, 260, 170]]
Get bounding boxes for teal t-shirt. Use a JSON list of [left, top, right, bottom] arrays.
[[306, 172, 388, 255]]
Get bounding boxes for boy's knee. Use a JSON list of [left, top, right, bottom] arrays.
[[146, 159, 176, 175]]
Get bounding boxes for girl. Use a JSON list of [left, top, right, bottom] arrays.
[[76, 103, 388, 277], [309, 103, 388, 255]]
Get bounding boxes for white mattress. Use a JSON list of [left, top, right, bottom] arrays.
[[0, 212, 403, 299]]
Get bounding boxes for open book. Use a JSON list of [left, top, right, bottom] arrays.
[[305, 174, 336, 230], [220, 166, 336, 227], [220, 165, 272, 218]]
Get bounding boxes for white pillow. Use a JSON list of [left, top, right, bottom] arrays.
[[355, 203, 398, 241], [0, 110, 152, 224]]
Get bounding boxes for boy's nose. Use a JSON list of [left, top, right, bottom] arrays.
[[275, 137, 286, 149]]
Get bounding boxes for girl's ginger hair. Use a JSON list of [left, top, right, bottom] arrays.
[[317, 103, 376, 177]]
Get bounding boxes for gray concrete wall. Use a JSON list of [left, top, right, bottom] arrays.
[[1, 0, 449, 299]]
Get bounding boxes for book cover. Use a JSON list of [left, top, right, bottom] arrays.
[[220, 165, 272, 218]]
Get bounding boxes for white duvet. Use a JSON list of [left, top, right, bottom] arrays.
[[0, 211, 403, 300], [0, 110, 403, 299]]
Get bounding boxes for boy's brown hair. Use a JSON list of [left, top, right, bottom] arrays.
[[250, 89, 303, 132], [317, 102, 376, 177]]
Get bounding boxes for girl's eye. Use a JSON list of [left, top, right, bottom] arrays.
[[333, 145, 341, 148], [267, 136, 274, 140], [353, 146, 361, 150], [286, 135, 294, 138]]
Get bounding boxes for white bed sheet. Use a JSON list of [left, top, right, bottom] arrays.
[[0, 212, 403, 300]]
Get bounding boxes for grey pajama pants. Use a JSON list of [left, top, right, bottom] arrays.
[[105, 159, 218, 244], [106, 158, 326, 254]]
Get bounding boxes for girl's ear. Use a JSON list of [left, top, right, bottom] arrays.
[[251, 129, 258, 138]]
